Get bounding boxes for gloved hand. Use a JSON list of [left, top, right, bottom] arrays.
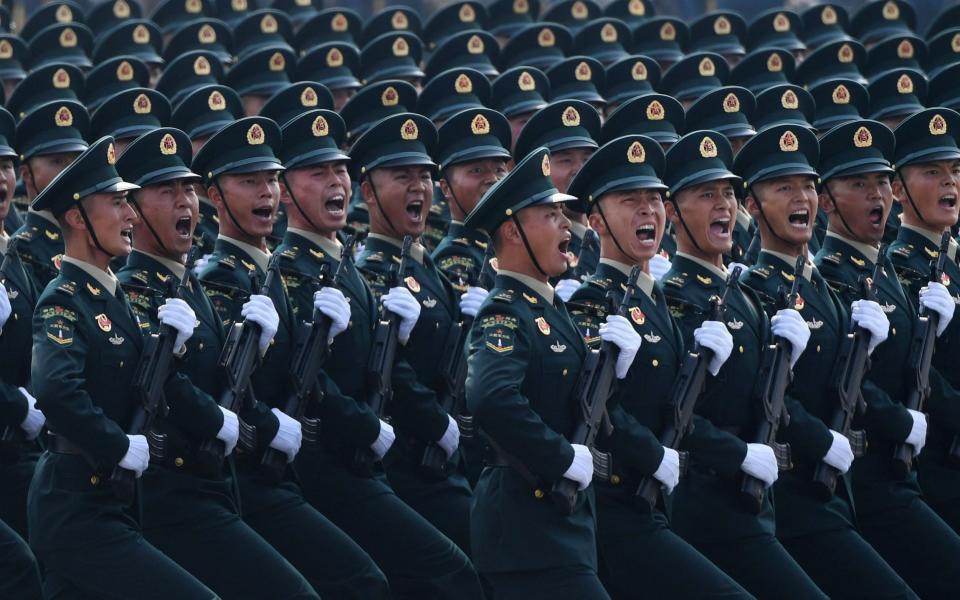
[[741, 443, 778, 487], [269, 408, 302, 463], [823, 430, 854, 474], [17, 387, 45, 440], [770, 308, 810, 368], [599, 315, 641, 379], [192, 253, 212, 277], [919, 282, 955, 337], [554, 278, 581, 303], [436, 415, 460, 459], [851, 299, 889, 354], [694, 321, 733, 375], [370, 419, 395, 460], [459, 286, 489, 318], [382, 286, 420, 344], [726, 261, 749, 276], [0, 284, 9, 330], [563, 443, 594, 491], [653, 447, 681, 494], [649, 254, 672, 281], [242, 294, 279, 354], [216, 406, 239, 456], [157, 298, 196, 354], [906, 409, 927, 455], [119, 434, 150, 477], [313, 287, 351, 342]]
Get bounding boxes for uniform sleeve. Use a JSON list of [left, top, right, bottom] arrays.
[[606, 403, 665, 476], [861, 379, 913, 443], [32, 299, 129, 467], [465, 304, 575, 483], [0, 382, 27, 428], [781, 393, 834, 463], [315, 370, 381, 448]]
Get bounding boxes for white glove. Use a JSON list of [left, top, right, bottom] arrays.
[[269, 407, 302, 463], [157, 298, 196, 354], [119, 434, 150, 477], [653, 447, 681, 494], [823, 430, 854, 474], [0, 284, 9, 329], [382, 286, 420, 344], [726, 261, 749, 276], [17, 387, 45, 440], [906, 409, 927, 455], [313, 287, 351, 342], [192, 253, 212, 277], [599, 315, 641, 379], [459, 286, 489, 318], [369, 419, 395, 460], [436, 415, 460, 459], [242, 294, 280, 354], [563, 443, 594, 491], [694, 320, 733, 376], [649, 254, 672, 281], [741, 443, 778, 487], [216, 406, 239, 456], [919, 282, 955, 337], [770, 308, 810, 368], [554, 278, 581, 303], [850, 299, 889, 354]]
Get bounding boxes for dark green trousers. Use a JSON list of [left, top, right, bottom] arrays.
[[485, 565, 611, 600], [0, 518, 40, 599], [297, 445, 484, 599], [0, 446, 39, 538]]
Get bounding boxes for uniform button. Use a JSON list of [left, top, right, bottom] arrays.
[[198, 343, 204, 351], [534, 489, 545, 499], [90, 475, 100, 486], [119, 361, 124, 367], [892, 328, 896, 336], [174, 457, 184, 467], [610, 474, 621, 485], [652, 359, 659, 367], [816, 345, 821, 353], [562, 369, 568, 376], [739, 345, 744, 353], [348, 321, 353, 329]]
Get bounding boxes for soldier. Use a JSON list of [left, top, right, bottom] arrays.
[[224, 47, 296, 117], [566, 135, 751, 600], [115, 127, 320, 599], [28, 136, 216, 598], [815, 113, 960, 598], [352, 113, 473, 554], [489, 67, 550, 153], [193, 116, 391, 598], [90, 87, 170, 155], [736, 123, 917, 598], [275, 108, 484, 599], [660, 130, 827, 599]]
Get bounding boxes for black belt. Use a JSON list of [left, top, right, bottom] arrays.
[[47, 432, 86, 456]]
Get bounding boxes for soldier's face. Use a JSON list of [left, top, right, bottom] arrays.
[[0, 158, 14, 222], [191, 136, 210, 159], [282, 161, 350, 235], [667, 179, 737, 256], [210, 171, 281, 242], [22, 152, 80, 199], [331, 87, 356, 111], [894, 160, 960, 231], [592, 189, 665, 265], [242, 94, 268, 117], [747, 175, 818, 247], [78, 191, 139, 257], [516, 203, 572, 277], [363, 165, 433, 238], [508, 112, 534, 152], [820, 172, 893, 244], [133, 179, 200, 259], [550, 148, 593, 193], [440, 158, 508, 216]]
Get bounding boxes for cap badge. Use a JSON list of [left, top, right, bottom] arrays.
[[767, 52, 783, 72], [269, 51, 285, 71], [467, 34, 484, 54], [193, 55, 211, 75], [459, 4, 476, 22], [723, 92, 740, 113], [699, 136, 718, 158], [56, 5, 73, 21], [133, 24, 151, 44], [53, 68, 70, 88], [601, 23, 618, 43], [660, 22, 676, 41], [247, 123, 265, 145], [198, 24, 216, 43], [392, 36, 409, 57], [698, 57, 715, 76], [631, 60, 647, 80], [541, 153, 551, 176], [513, 0, 529, 14], [646, 99, 665, 120], [326, 47, 343, 67], [781, 89, 799, 109], [838, 43, 854, 63], [261, 14, 278, 34], [400, 118, 418, 140], [832, 84, 850, 104], [54, 106, 73, 127], [930, 114, 948, 135], [160, 133, 178, 155], [853, 126, 873, 148], [773, 12, 790, 32], [455, 73, 473, 93], [471, 113, 490, 135], [59, 27, 77, 48], [133, 93, 152, 114], [185, 0, 202, 14], [209, 90, 226, 110], [627, 141, 646, 163], [391, 10, 408, 30], [779, 130, 799, 152], [331, 13, 349, 32], [571, 1, 588, 19], [882, 1, 900, 20], [231, 0, 247, 10], [575, 61, 592, 81], [897, 39, 913, 59], [117, 60, 134, 81], [312, 115, 328, 137], [538, 27, 555, 47], [114, 0, 131, 18], [561, 106, 581, 126], [0, 40, 11, 59], [518, 71, 536, 91], [896, 73, 913, 94], [300, 86, 318, 107], [821, 6, 837, 25], [106, 143, 117, 165], [382, 86, 399, 106], [629, 0, 645, 16], [714, 16, 731, 35], [952, 33, 960, 53]]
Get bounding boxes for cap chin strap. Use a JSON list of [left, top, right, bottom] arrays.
[[510, 214, 549, 279], [75, 199, 116, 258], [214, 178, 257, 240], [822, 181, 862, 241], [128, 194, 170, 256], [667, 196, 706, 255], [281, 173, 322, 233], [441, 171, 470, 220], [25, 162, 39, 201], [749, 185, 795, 250], [896, 169, 933, 228], [594, 201, 634, 262], [367, 175, 405, 240]]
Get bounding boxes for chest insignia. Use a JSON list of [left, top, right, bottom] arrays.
[[629, 306, 645, 325], [309, 248, 324, 259], [52, 254, 62, 270], [794, 294, 805, 311], [404, 276, 421, 293], [5, 287, 17, 300], [523, 292, 539, 304], [156, 272, 170, 283], [86, 282, 101, 296], [726, 318, 744, 330], [696, 274, 712, 285], [881, 302, 896, 313], [44, 229, 60, 241], [550, 341, 567, 353], [422, 297, 437, 308], [535, 316, 551, 335], [924, 246, 939, 259], [643, 332, 661, 343], [806, 319, 823, 330], [850, 256, 865, 267], [240, 259, 256, 272], [95, 313, 112, 332], [941, 272, 951, 287], [108, 333, 125, 345]]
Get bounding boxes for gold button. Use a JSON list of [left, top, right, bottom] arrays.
[[892, 327, 896, 336], [119, 361, 124, 367], [90, 475, 99, 486], [174, 457, 184, 467], [198, 342, 204, 351], [349, 321, 353, 328], [534, 489, 545, 499], [610, 474, 621, 485], [652, 359, 659, 367], [562, 368, 568, 376], [816, 344, 821, 353], [739, 345, 744, 353]]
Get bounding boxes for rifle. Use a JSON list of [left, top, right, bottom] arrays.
[[739, 255, 804, 513], [551, 265, 643, 515], [892, 231, 950, 477], [0, 237, 24, 464], [635, 266, 742, 509], [351, 235, 413, 475], [419, 244, 495, 480], [572, 229, 599, 281], [260, 237, 357, 480], [196, 253, 281, 476], [109, 245, 202, 502], [811, 248, 885, 499]]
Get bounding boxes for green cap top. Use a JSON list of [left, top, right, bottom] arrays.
[[930, 62, 960, 112], [794, 39, 866, 89], [747, 9, 805, 52], [21, 1, 84, 42], [233, 9, 294, 61], [867, 68, 926, 121], [90, 87, 171, 141], [927, 4, 960, 38], [464, 146, 576, 234], [864, 34, 925, 82], [567, 134, 666, 213], [499, 23, 573, 71], [15, 100, 89, 160], [149, 0, 214, 35], [361, 6, 422, 47], [295, 8, 362, 53], [663, 130, 737, 196], [893, 108, 960, 168], [926, 28, 960, 79], [689, 11, 747, 56], [279, 108, 349, 169], [574, 17, 630, 65], [800, 4, 852, 50], [31, 136, 139, 215], [259, 81, 333, 127], [661, 52, 729, 103], [348, 112, 437, 179], [542, 0, 601, 34], [28, 22, 93, 69], [684, 86, 756, 140], [193, 116, 284, 181], [296, 42, 361, 91], [546, 55, 605, 105], [490, 66, 550, 118], [92, 19, 161, 66], [604, 0, 655, 27], [0, 107, 17, 159], [116, 127, 200, 186], [339, 79, 418, 143], [0, 35, 28, 81], [436, 107, 511, 170], [423, 2, 487, 50], [156, 50, 223, 108], [514, 99, 600, 160], [850, 0, 916, 46], [171, 84, 243, 139], [734, 124, 818, 187], [224, 46, 295, 97], [809, 79, 868, 131], [603, 55, 660, 106], [632, 17, 688, 63], [487, 0, 539, 37], [87, 0, 142, 39], [729, 48, 795, 95], [418, 67, 489, 123], [818, 119, 893, 181], [162, 18, 232, 64], [7, 63, 84, 121], [84, 55, 150, 110], [425, 29, 499, 80], [269, 0, 318, 28], [753, 84, 815, 132], [601, 93, 684, 145], [360, 32, 424, 84], [213, 0, 251, 28]]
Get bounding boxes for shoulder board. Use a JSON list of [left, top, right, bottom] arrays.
[[15, 228, 34, 241], [492, 289, 514, 303], [820, 251, 841, 265], [452, 237, 471, 247], [891, 244, 913, 259], [217, 255, 236, 269], [474, 239, 488, 250], [664, 274, 686, 288], [279, 246, 300, 261], [436, 254, 475, 270], [586, 276, 612, 290], [55, 280, 76, 296], [131, 270, 150, 285], [750, 265, 771, 280], [365, 251, 384, 263]]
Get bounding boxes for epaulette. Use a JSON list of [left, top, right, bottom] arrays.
[[451, 237, 471, 247], [55, 280, 76, 296], [279, 246, 300, 261], [586, 276, 612, 290], [492, 289, 514, 303], [217, 254, 236, 269], [131, 270, 150, 285], [365, 251, 384, 263], [474, 239, 488, 250], [664, 273, 686, 288], [891, 244, 913, 259], [820, 251, 841, 265], [15, 228, 34, 241]]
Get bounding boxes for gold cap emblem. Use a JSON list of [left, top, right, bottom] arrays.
[[538, 27, 555, 47], [193, 55, 211, 75], [231, 0, 247, 11], [198, 24, 216, 43], [631, 60, 648, 80], [601, 23, 618, 43], [832, 84, 850, 104], [401, 118, 418, 140], [160, 133, 178, 155], [853, 126, 873, 148], [132, 24, 150, 44], [541, 153, 551, 176], [391, 10, 408, 30], [0, 40, 11, 59], [185, 0, 202, 14], [459, 3, 476, 22], [261, 14, 278, 34], [660, 22, 676, 41], [247, 123, 265, 145], [55, 106, 73, 127], [312, 115, 329, 137], [455, 73, 473, 93], [514, 0, 529, 14], [821, 6, 837, 25], [471, 113, 490, 135], [294, 0, 310, 7], [269, 51, 285, 71], [381, 86, 399, 106], [300, 86, 318, 107], [930, 113, 948, 135], [53, 68, 70, 89], [133, 93, 152, 114], [896, 39, 913, 59], [518, 71, 536, 91], [773, 12, 790, 32], [209, 90, 226, 110], [59, 27, 77, 48], [56, 5, 73, 21], [627, 141, 646, 163], [714, 16, 731, 35], [698, 57, 715, 77], [723, 92, 740, 113], [331, 13, 349, 32], [629, 0, 645, 16], [114, 0, 131, 18], [467, 34, 484, 55], [897, 73, 914, 94], [882, 1, 900, 20], [106, 143, 117, 165], [392, 36, 409, 57], [779, 130, 799, 152], [326, 47, 344, 67], [838, 43, 854, 63], [571, 1, 588, 19], [767, 52, 783, 72], [646, 100, 665, 120], [561, 106, 581, 126], [575, 61, 592, 81], [699, 136, 718, 158], [117, 60, 134, 81], [781, 89, 799, 109]]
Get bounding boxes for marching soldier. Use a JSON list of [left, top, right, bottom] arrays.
[[660, 130, 827, 599], [566, 134, 751, 599], [737, 123, 916, 598], [28, 136, 216, 598], [115, 127, 320, 599], [192, 116, 391, 598], [275, 108, 484, 599]]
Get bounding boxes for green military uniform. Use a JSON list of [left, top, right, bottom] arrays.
[[464, 147, 609, 599], [28, 137, 216, 599], [567, 135, 751, 600], [737, 123, 916, 598], [115, 127, 318, 600], [193, 117, 390, 598], [274, 109, 483, 598], [662, 131, 826, 599]]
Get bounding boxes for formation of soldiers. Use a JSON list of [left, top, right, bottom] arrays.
[[1, 0, 960, 597]]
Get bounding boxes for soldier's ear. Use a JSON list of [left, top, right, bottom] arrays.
[[890, 172, 905, 201], [61, 205, 86, 232], [206, 182, 221, 206], [587, 208, 604, 233], [818, 185, 835, 215], [744, 193, 760, 218]]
